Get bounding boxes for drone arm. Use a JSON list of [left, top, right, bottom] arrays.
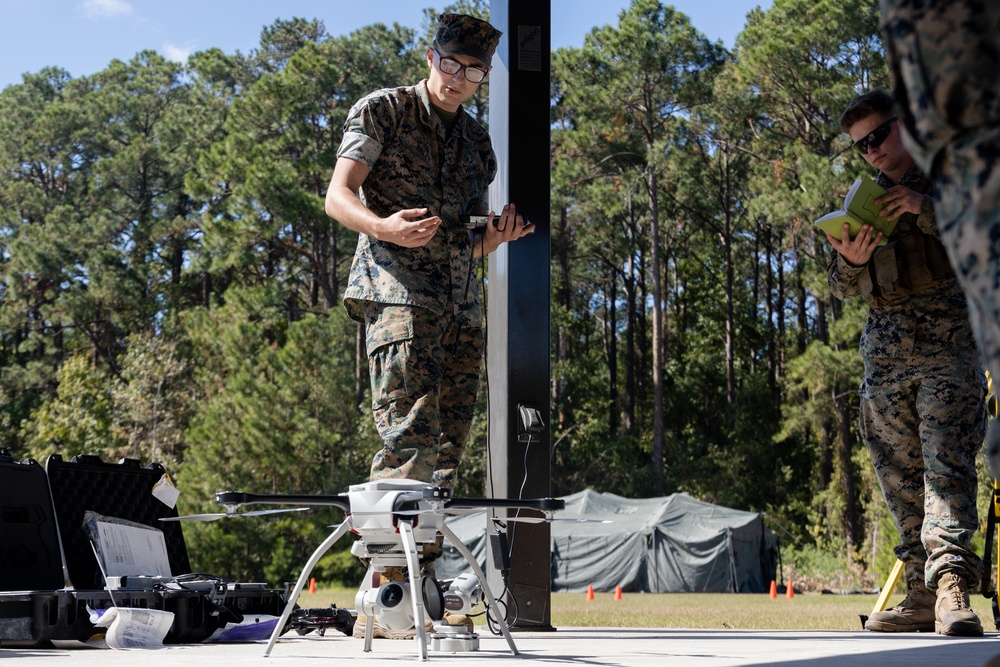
[[215, 487, 562, 514], [446, 497, 565, 512]]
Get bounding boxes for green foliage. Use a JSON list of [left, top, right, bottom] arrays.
[[189, 22, 423, 315], [177, 285, 371, 581], [21, 353, 124, 458], [782, 542, 867, 591], [111, 332, 195, 471], [313, 543, 368, 587]]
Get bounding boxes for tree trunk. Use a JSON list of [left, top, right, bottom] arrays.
[[554, 206, 571, 430], [764, 222, 777, 400], [646, 159, 665, 494], [835, 386, 860, 562], [607, 268, 619, 435], [623, 198, 637, 433], [776, 242, 787, 385], [793, 239, 808, 356], [723, 214, 736, 428]]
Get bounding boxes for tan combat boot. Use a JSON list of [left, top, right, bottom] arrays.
[[864, 582, 935, 632], [441, 611, 475, 633], [934, 571, 983, 636], [380, 566, 406, 585]]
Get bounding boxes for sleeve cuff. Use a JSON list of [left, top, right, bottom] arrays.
[[337, 131, 383, 169]]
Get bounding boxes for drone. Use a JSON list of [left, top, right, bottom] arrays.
[[199, 479, 569, 661]]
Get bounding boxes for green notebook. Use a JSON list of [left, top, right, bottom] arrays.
[[814, 177, 897, 245]]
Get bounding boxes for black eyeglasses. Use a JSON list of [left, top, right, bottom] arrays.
[[433, 48, 489, 84], [851, 117, 898, 154]]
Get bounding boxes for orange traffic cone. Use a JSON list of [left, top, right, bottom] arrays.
[[786, 580, 794, 598], [309, 577, 317, 594], [614, 585, 622, 601], [769, 580, 777, 599], [586, 584, 594, 601]]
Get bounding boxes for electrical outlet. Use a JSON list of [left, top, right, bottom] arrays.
[[517, 404, 544, 441]]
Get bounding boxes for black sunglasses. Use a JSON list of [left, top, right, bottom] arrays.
[[851, 117, 898, 154], [432, 48, 489, 84]]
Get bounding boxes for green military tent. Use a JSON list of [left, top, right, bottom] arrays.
[[437, 489, 779, 593]]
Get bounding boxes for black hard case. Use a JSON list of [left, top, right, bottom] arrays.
[[0, 452, 86, 646], [0, 453, 287, 647], [0, 453, 63, 592]]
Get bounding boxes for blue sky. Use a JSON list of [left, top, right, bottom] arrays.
[[0, 0, 772, 91]]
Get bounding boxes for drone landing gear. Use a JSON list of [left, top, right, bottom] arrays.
[[441, 522, 518, 655], [263, 520, 352, 657], [258, 480, 524, 661], [398, 520, 430, 658]]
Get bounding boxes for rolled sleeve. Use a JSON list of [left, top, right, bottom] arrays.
[[337, 95, 396, 168], [338, 130, 383, 168]]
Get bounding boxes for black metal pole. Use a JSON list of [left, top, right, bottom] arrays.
[[485, 0, 553, 631]]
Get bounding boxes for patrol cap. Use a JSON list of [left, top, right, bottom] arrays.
[[433, 12, 502, 65]]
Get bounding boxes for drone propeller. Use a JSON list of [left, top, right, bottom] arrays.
[[160, 507, 310, 522], [500, 516, 612, 525], [498, 509, 612, 525], [388, 506, 612, 525]]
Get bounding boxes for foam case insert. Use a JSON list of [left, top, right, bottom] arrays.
[[45, 454, 190, 590]]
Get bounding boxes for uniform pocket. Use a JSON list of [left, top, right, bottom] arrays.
[[366, 317, 413, 351], [366, 318, 414, 410]]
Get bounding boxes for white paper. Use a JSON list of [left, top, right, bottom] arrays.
[[95, 520, 172, 577], [152, 473, 180, 509], [91, 607, 174, 649]]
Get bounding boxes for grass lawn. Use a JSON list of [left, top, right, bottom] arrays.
[[296, 586, 1000, 631]]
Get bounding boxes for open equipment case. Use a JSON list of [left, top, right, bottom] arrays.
[[0, 450, 289, 648]]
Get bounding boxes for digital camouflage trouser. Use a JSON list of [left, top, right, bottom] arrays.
[[860, 352, 987, 590], [363, 302, 484, 491], [881, 0, 1000, 475]]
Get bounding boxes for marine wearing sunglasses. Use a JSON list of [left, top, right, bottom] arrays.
[[832, 96, 924, 266], [852, 116, 898, 154]]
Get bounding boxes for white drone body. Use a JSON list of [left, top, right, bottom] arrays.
[[348, 479, 446, 564], [348, 479, 446, 541]]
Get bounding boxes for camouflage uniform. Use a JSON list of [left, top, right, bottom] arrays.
[[880, 0, 1000, 477], [337, 78, 496, 489], [828, 165, 987, 591]]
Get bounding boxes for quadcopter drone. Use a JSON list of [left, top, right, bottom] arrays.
[[202, 479, 568, 660]]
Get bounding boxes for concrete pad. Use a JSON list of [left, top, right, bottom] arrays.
[[4, 628, 1000, 667]]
